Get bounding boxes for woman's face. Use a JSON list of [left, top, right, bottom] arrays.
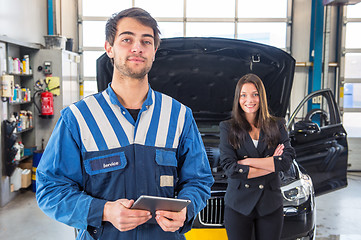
[[239, 82, 260, 115]]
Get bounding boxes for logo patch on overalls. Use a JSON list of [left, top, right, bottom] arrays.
[[160, 175, 174, 187], [90, 155, 122, 171], [84, 152, 127, 175]]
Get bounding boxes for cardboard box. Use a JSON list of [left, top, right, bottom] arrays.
[[21, 169, 31, 188]]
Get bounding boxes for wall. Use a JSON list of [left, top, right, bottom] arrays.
[[291, 0, 313, 114], [0, 0, 48, 45], [0, 0, 78, 50], [55, 0, 79, 51]]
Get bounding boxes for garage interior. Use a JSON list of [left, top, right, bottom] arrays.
[[1, 0, 361, 240]]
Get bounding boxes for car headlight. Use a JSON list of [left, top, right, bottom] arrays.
[[282, 174, 313, 206]]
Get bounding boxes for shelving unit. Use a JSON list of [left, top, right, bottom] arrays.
[[9, 101, 33, 106], [0, 37, 40, 207], [14, 127, 34, 134], [1, 36, 80, 207]]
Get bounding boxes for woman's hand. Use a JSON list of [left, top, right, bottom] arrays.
[[273, 144, 284, 157], [236, 144, 284, 172], [237, 158, 250, 165]]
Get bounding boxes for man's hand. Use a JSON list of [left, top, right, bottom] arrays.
[[155, 207, 187, 232], [102, 199, 152, 232]]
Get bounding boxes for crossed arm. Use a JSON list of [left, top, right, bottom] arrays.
[[237, 144, 284, 178]]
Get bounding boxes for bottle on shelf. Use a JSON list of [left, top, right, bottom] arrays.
[[11, 84, 19, 103], [12, 58, 21, 74], [10, 114, 17, 133], [14, 112, 22, 132], [27, 111, 33, 128], [19, 141, 24, 158], [22, 58, 26, 74], [24, 55, 30, 74], [8, 57, 13, 74], [20, 110, 27, 130], [14, 142, 21, 161]]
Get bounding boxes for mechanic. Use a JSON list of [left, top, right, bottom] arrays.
[[36, 7, 213, 240]]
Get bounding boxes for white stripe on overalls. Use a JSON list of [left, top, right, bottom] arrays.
[[173, 104, 186, 148], [83, 95, 121, 149], [154, 94, 173, 148], [69, 104, 98, 151], [101, 91, 134, 145], [134, 90, 156, 145]]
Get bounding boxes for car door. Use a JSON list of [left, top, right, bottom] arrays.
[[287, 89, 348, 195]]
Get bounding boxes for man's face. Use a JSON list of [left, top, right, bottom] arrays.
[[105, 17, 157, 80]]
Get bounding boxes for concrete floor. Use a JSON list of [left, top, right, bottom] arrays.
[[1, 138, 361, 240]]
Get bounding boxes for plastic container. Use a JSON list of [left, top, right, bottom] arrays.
[[32, 150, 43, 192], [19, 142, 24, 158], [24, 146, 36, 156], [11, 168, 22, 191], [23, 55, 30, 74], [44, 35, 67, 49], [14, 142, 20, 161]]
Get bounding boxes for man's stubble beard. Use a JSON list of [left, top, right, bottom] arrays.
[[114, 57, 153, 80]]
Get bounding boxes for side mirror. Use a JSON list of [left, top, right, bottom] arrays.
[[294, 120, 321, 135]]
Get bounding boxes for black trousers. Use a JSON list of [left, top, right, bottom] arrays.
[[224, 205, 284, 240]]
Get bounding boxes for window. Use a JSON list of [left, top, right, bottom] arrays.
[[344, 83, 361, 108], [158, 22, 183, 38], [83, 51, 105, 77], [345, 53, 361, 79], [82, 21, 107, 47], [187, 0, 235, 18], [346, 23, 361, 48], [237, 0, 287, 18], [342, 4, 361, 137], [82, 0, 132, 17], [80, 0, 290, 97], [136, 0, 183, 18], [237, 22, 287, 48], [343, 5, 361, 111], [187, 23, 235, 38]]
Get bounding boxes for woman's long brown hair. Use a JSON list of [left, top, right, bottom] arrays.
[[228, 73, 280, 149]]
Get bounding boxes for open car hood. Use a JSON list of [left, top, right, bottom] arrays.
[[96, 37, 295, 119]]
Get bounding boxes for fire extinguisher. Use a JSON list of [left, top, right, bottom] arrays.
[[34, 79, 57, 119], [40, 91, 54, 118]]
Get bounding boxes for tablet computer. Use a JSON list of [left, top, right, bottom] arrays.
[[131, 195, 191, 224]]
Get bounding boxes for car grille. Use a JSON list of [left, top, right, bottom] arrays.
[[198, 196, 225, 226]]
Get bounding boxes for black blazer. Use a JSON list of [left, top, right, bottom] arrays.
[[219, 119, 295, 217]]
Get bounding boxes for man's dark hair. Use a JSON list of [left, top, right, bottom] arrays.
[[105, 7, 161, 49]]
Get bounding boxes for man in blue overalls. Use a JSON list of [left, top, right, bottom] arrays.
[[36, 7, 214, 240]]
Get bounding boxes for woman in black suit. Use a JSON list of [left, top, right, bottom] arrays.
[[219, 73, 295, 240]]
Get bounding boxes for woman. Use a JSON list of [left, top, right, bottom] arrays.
[[219, 73, 295, 240]]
